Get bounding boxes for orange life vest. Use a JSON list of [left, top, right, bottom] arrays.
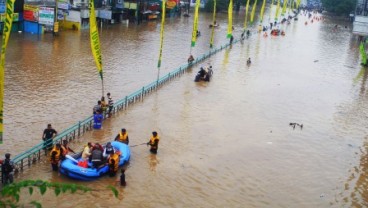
[[50, 147, 61, 164], [149, 135, 160, 149], [108, 153, 120, 172], [118, 132, 128, 143]]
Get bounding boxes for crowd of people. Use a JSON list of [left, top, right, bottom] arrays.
[[92, 92, 115, 129]]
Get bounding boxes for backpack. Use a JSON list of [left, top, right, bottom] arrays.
[[3, 160, 13, 173]]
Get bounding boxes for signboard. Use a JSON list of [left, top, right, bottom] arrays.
[[39, 7, 55, 25], [23, 5, 39, 22], [58, 2, 70, 10], [80, 9, 89, 18], [66, 10, 81, 23], [99, 10, 111, 20], [0, 13, 19, 22]]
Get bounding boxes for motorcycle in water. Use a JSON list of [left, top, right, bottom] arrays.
[[194, 67, 213, 82]]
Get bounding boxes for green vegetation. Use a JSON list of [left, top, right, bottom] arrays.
[[0, 180, 119, 208], [321, 0, 356, 16]]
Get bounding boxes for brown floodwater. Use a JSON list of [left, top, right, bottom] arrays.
[[1, 9, 368, 207]]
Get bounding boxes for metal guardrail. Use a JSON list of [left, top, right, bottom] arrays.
[[1, 38, 240, 182]]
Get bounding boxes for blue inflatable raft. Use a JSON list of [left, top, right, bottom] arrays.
[[59, 141, 130, 181]]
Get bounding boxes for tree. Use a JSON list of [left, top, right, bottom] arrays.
[[0, 180, 119, 208], [321, 0, 356, 16]]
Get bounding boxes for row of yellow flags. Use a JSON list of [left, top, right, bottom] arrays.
[[0, 0, 305, 143]]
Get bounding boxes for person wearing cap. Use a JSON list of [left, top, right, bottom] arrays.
[[1, 153, 15, 184], [42, 124, 58, 150], [103, 142, 115, 159], [147, 131, 160, 154], [115, 128, 129, 145]]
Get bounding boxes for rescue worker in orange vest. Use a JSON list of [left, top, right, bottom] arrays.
[[50, 143, 62, 171], [108, 151, 120, 177], [147, 131, 160, 154], [61, 140, 75, 160], [115, 128, 129, 145]]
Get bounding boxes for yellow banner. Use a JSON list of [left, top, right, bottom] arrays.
[[275, 0, 280, 21], [227, 0, 233, 38], [191, 0, 200, 47], [157, 0, 166, 67], [23, 4, 39, 12], [243, 0, 250, 29], [268, 0, 274, 21], [210, 0, 216, 48], [250, 0, 257, 24], [260, 0, 266, 23], [282, 0, 288, 15], [296, 0, 301, 8], [0, 0, 15, 144], [0, 13, 18, 22], [89, 1, 103, 79]]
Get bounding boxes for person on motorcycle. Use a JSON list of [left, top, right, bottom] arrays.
[[198, 67, 207, 79]]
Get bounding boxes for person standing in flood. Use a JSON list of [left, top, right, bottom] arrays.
[[147, 131, 160, 154], [107, 92, 114, 117], [115, 128, 129, 145], [93, 110, 103, 129], [1, 153, 15, 185], [50, 144, 62, 171], [42, 124, 58, 150]]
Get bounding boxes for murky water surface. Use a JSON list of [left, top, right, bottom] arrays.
[[1, 9, 368, 208]]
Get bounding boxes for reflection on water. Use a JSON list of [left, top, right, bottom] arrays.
[[1, 10, 368, 207], [149, 154, 159, 172]]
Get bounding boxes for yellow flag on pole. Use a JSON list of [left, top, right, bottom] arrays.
[[157, 0, 166, 67], [250, 0, 257, 24], [275, 0, 280, 21], [296, 0, 301, 8], [260, 0, 266, 23], [282, 0, 288, 16], [0, 0, 15, 144], [227, 0, 233, 38], [268, 0, 274, 21], [89, 0, 103, 80], [210, 0, 216, 48], [243, 0, 250, 29], [191, 0, 200, 47]]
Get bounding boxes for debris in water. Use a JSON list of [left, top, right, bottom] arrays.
[[314, 60, 319, 62], [289, 122, 303, 130]]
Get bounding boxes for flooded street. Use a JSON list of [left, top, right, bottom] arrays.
[[1, 10, 368, 207]]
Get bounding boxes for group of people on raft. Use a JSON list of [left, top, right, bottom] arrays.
[[49, 128, 160, 184]]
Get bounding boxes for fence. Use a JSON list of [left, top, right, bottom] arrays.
[[0, 38, 241, 183]]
